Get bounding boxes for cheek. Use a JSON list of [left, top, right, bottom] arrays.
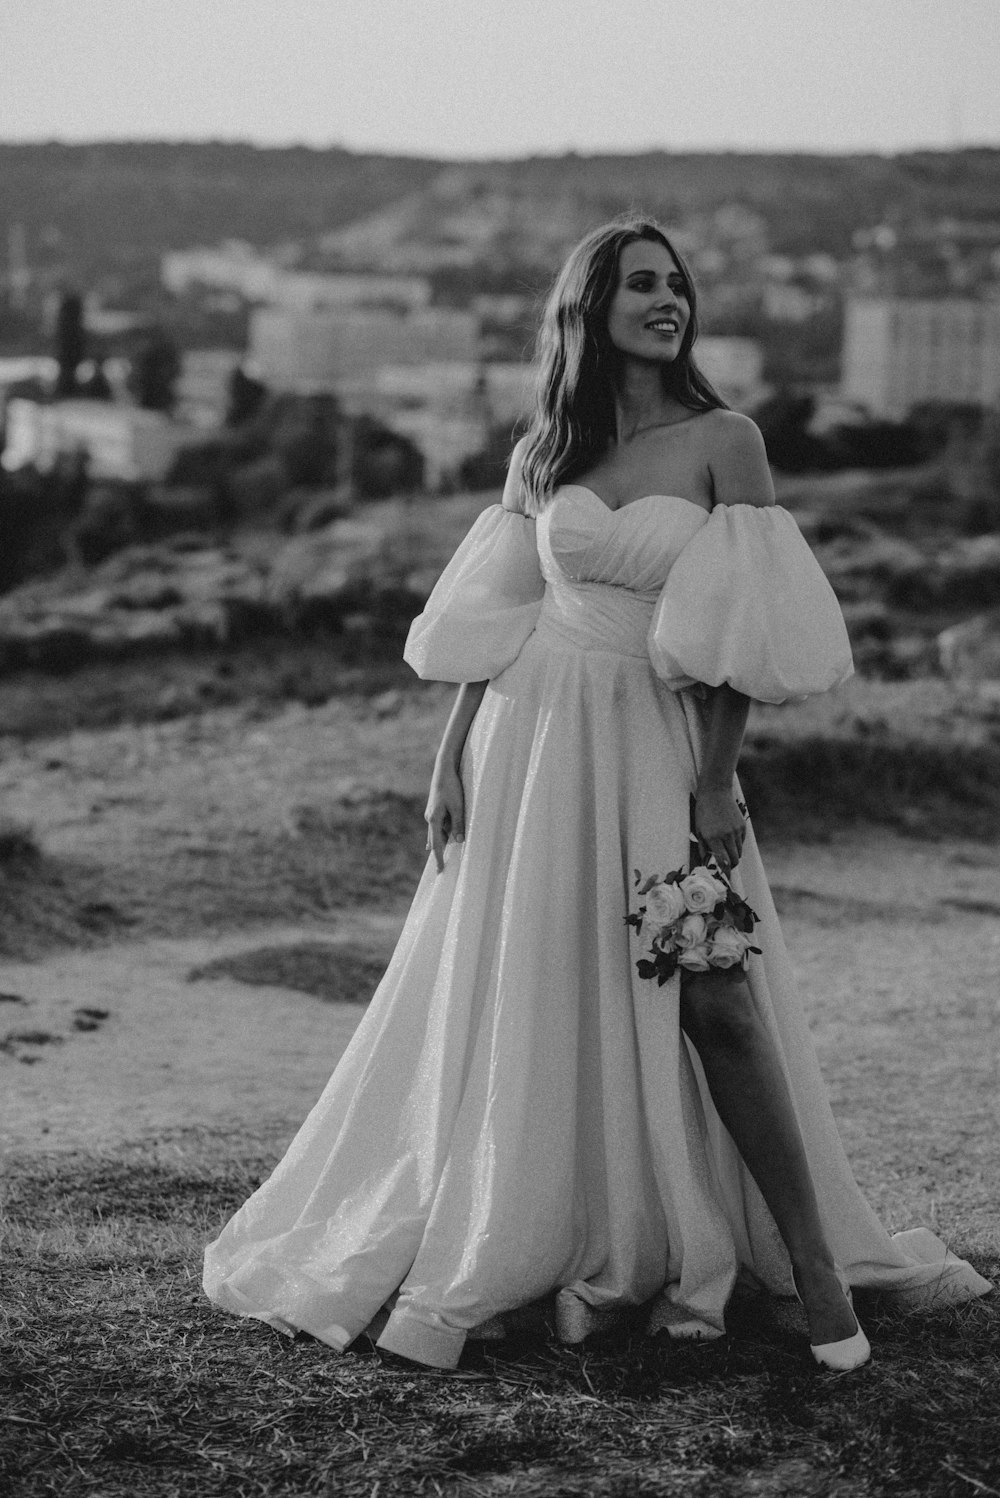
[[610, 300, 642, 338]]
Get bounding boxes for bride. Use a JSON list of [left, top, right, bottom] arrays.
[[204, 217, 990, 1371]]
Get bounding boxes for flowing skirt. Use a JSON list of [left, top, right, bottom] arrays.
[[204, 631, 991, 1367]]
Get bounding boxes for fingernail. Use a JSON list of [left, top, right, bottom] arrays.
[[454, 833, 464, 843]]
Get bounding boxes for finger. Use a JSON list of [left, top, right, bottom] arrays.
[[430, 820, 446, 873], [426, 810, 448, 872], [709, 839, 730, 872]]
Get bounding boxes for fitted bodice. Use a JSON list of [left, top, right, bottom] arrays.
[[404, 487, 853, 703], [533, 486, 709, 658]]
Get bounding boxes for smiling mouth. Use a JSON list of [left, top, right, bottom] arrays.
[[645, 319, 681, 335]]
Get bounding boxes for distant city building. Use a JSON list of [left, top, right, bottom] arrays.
[[176, 349, 242, 429], [0, 356, 58, 400], [81, 298, 153, 338], [366, 361, 531, 424], [841, 296, 1000, 418], [162, 245, 433, 315], [2, 398, 189, 482], [349, 361, 535, 487], [380, 406, 488, 490], [470, 293, 534, 324], [161, 241, 279, 301], [762, 283, 826, 324], [696, 337, 766, 410], [268, 271, 431, 313], [248, 306, 481, 392], [480, 362, 535, 427]]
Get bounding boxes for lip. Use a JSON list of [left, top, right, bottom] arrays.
[[645, 318, 682, 334]]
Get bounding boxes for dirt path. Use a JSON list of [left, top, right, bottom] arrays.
[[0, 912, 405, 1156]]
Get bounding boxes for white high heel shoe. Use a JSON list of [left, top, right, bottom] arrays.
[[792, 1268, 871, 1372]]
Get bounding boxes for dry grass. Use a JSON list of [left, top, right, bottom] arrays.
[[0, 838, 132, 960], [5, 743, 999, 966], [187, 939, 391, 1001], [2, 669, 1000, 962], [1, 1131, 997, 1498], [0, 790, 428, 961], [739, 734, 1000, 841]]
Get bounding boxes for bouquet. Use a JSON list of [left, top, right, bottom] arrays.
[[626, 839, 760, 986]]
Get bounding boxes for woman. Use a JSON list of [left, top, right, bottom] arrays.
[[204, 218, 990, 1371]]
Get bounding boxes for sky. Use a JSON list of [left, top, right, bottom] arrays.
[[1, 0, 999, 158]]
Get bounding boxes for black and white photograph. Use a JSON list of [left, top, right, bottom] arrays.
[[1, 2, 998, 1493]]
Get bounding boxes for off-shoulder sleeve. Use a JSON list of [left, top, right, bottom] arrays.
[[647, 504, 853, 703], [403, 505, 545, 682]]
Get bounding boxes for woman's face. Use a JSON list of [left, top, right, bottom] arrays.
[[604, 239, 690, 365]]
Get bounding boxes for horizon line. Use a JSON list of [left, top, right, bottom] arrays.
[[2, 136, 999, 162]]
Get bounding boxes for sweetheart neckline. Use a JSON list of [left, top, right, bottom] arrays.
[[556, 485, 711, 520]]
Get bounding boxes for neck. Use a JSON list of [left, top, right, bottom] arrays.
[[612, 360, 687, 443]]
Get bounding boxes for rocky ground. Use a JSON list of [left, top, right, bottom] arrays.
[[1, 474, 999, 685]]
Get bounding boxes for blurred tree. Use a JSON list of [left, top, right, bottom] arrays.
[[55, 291, 86, 397], [754, 392, 835, 473], [225, 365, 268, 428], [352, 415, 424, 498], [459, 423, 524, 491], [77, 360, 113, 401], [268, 393, 339, 486], [827, 420, 925, 469], [129, 328, 181, 412]]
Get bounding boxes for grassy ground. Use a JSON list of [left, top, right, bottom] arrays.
[[1, 649, 998, 1495], [2, 1130, 997, 1498], [1, 660, 999, 963]]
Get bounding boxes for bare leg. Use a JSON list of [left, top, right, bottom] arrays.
[[680, 969, 858, 1346]]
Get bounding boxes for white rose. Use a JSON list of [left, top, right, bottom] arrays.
[[675, 913, 707, 950], [709, 926, 751, 969], [680, 868, 728, 915], [645, 880, 687, 927], [678, 943, 712, 971]]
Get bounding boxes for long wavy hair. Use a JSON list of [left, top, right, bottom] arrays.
[[518, 217, 727, 516]]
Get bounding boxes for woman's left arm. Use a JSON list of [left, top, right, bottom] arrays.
[[694, 414, 776, 869]]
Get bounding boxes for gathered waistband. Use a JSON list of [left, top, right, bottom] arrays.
[[532, 582, 657, 659]]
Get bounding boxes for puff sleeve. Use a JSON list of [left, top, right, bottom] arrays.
[[647, 504, 853, 703], [403, 505, 545, 682]]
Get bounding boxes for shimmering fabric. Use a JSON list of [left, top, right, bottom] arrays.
[[203, 486, 990, 1368], [402, 505, 544, 683], [646, 499, 854, 703]]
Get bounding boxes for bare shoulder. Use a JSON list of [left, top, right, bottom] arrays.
[[501, 434, 530, 512], [701, 409, 768, 461], [702, 410, 774, 509]]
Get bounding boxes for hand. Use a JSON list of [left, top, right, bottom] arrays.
[[693, 785, 746, 872], [424, 760, 466, 873]]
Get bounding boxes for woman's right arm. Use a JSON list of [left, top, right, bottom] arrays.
[[424, 435, 531, 870], [425, 680, 488, 872]]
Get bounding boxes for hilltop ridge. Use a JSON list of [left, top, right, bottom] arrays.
[[3, 141, 999, 292]]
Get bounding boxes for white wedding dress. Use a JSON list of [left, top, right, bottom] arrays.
[[203, 484, 991, 1368]]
